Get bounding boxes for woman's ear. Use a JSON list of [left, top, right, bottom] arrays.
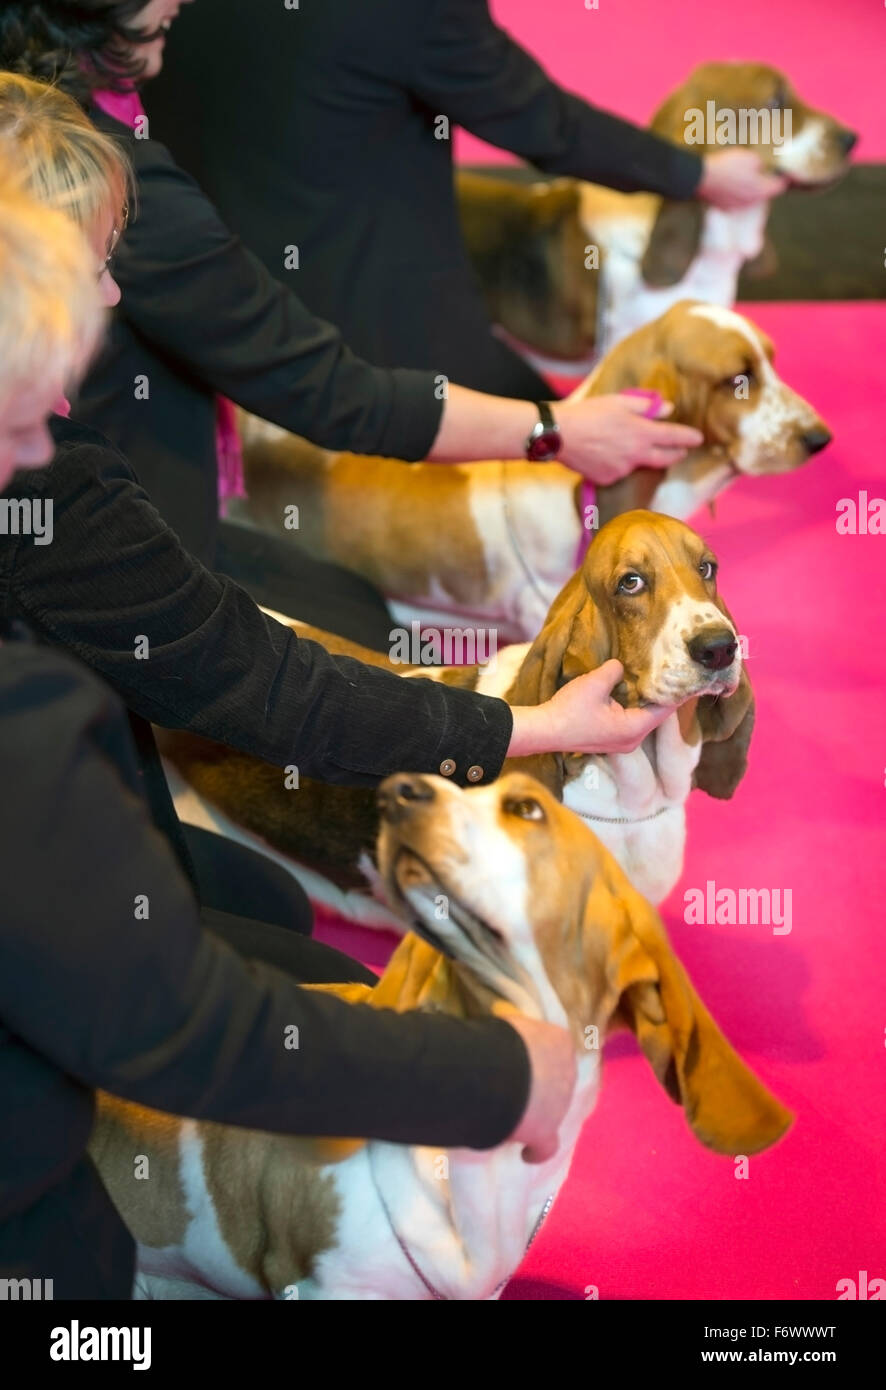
[[596, 873, 792, 1155], [641, 198, 706, 287]]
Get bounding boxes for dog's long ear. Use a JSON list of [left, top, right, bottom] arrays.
[[593, 868, 792, 1155], [529, 176, 582, 228], [641, 71, 708, 289], [370, 932, 459, 1013], [694, 595, 754, 799], [741, 228, 779, 281], [641, 198, 705, 287], [504, 572, 610, 796]]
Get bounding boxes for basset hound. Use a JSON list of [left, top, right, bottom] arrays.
[[457, 61, 856, 373], [162, 510, 752, 919], [89, 772, 792, 1300], [229, 300, 828, 641]]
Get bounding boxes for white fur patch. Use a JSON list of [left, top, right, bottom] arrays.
[[562, 710, 702, 903], [690, 304, 819, 473], [773, 117, 830, 178], [646, 594, 739, 704]]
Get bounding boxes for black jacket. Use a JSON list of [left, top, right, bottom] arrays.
[[0, 416, 512, 792], [78, 107, 445, 565], [0, 630, 528, 1298], [148, 0, 703, 396]]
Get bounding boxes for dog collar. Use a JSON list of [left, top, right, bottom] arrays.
[[577, 805, 675, 826]]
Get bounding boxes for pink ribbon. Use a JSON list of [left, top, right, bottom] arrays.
[[93, 86, 247, 514]]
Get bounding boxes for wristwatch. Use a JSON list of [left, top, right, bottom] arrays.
[[524, 401, 563, 462]]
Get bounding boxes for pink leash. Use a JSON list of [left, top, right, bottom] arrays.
[[92, 87, 247, 515]]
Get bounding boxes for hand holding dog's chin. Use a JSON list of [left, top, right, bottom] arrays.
[[496, 1010, 577, 1165], [557, 396, 703, 483], [698, 149, 788, 209], [508, 661, 677, 759]]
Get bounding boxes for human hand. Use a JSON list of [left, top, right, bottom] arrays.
[[497, 1009, 578, 1164], [697, 149, 788, 210], [557, 393, 703, 484], [509, 659, 676, 760]]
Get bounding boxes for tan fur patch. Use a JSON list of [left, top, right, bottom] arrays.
[[88, 1093, 188, 1249], [200, 1124, 342, 1294], [237, 424, 490, 606]]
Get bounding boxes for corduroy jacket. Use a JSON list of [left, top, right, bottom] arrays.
[[0, 630, 529, 1298], [0, 416, 513, 793]]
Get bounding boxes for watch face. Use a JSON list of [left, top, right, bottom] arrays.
[[526, 427, 562, 462]]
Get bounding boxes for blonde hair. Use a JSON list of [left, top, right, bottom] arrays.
[[0, 162, 106, 408], [0, 72, 131, 232]]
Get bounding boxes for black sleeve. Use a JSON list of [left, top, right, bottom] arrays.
[[0, 644, 529, 1147], [410, 0, 702, 199], [92, 109, 443, 462], [8, 427, 513, 788]]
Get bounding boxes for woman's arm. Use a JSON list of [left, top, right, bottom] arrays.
[[409, 0, 785, 209], [92, 111, 700, 484], [0, 642, 533, 1149], [7, 422, 672, 789], [429, 384, 702, 481], [91, 107, 443, 464], [409, 0, 702, 199]]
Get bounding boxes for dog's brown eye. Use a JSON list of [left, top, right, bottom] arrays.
[[504, 797, 545, 822], [722, 369, 755, 391], [617, 572, 645, 595], [699, 559, 717, 581]]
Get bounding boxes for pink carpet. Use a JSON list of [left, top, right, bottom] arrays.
[[316, 301, 886, 1298], [456, 0, 880, 163]]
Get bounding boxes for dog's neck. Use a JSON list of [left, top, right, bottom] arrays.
[[360, 948, 608, 1298], [366, 1045, 602, 1299], [595, 200, 770, 359]]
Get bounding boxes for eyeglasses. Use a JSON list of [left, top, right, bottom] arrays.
[[98, 201, 130, 280]]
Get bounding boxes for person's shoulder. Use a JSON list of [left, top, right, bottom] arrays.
[[89, 101, 214, 205], [90, 100, 234, 245], [50, 413, 122, 456], [89, 102, 178, 174], [49, 414, 136, 481], [0, 634, 122, 741]]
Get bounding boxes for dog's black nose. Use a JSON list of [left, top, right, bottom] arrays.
[[837, 129, 858, 155], [688, 628, 737, 672], [377, 774, 435, 822], [800, 426, 832, 456]]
